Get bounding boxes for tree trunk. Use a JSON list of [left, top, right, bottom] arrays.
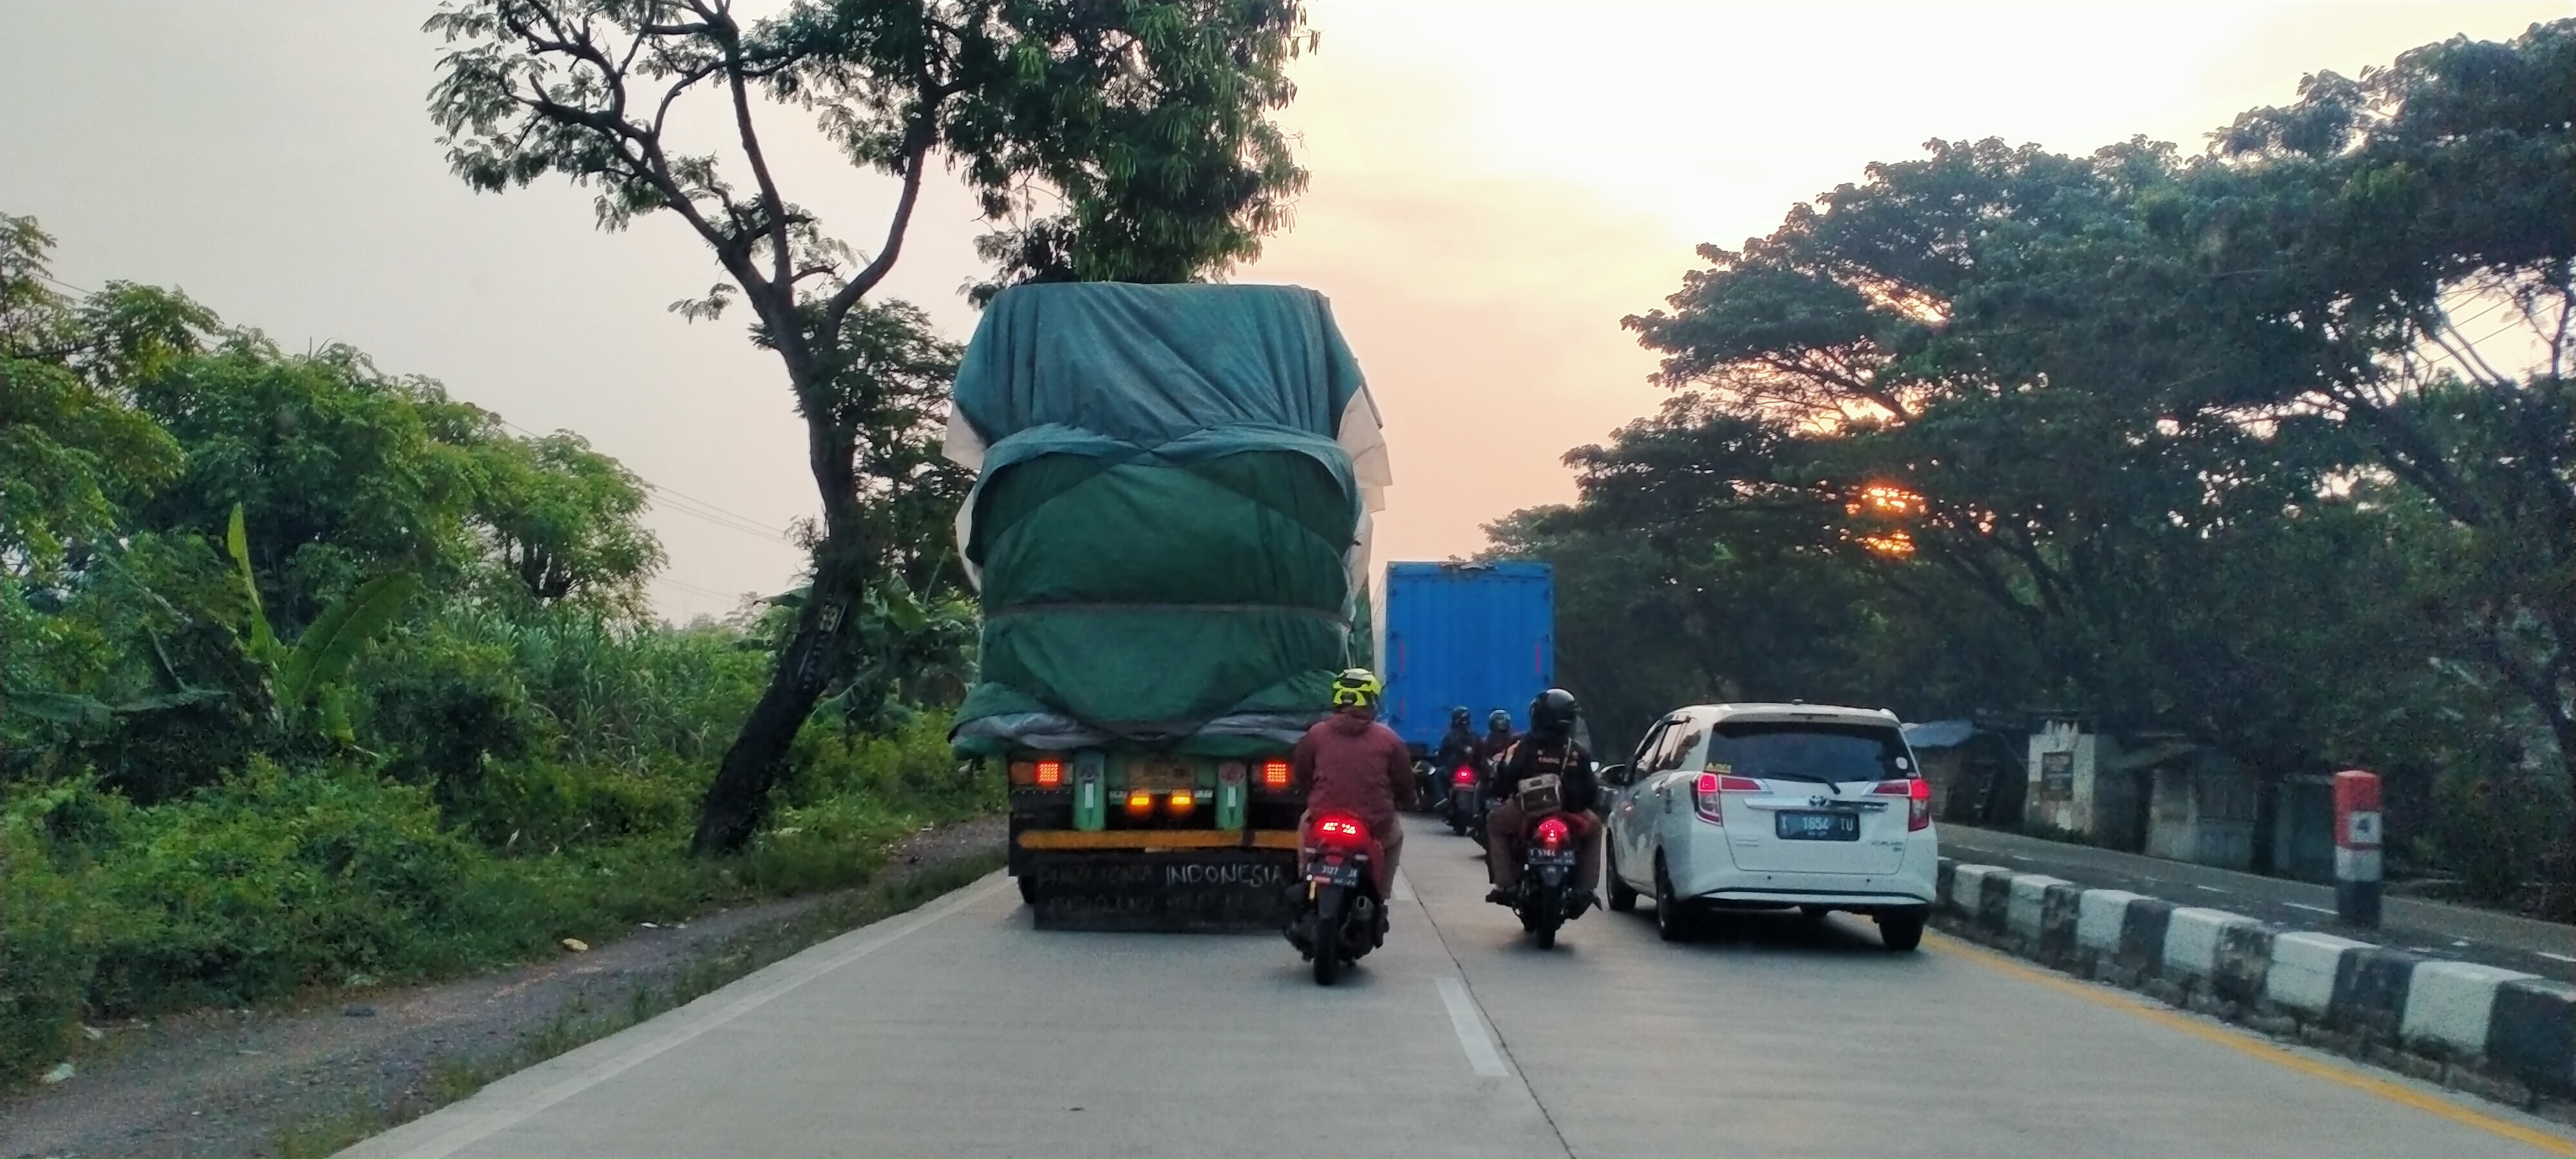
[[692, 543, 863, 854], [692, 354, 872, 855]]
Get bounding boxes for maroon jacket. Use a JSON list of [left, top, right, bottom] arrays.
[[1293, 711, 1417, 836]]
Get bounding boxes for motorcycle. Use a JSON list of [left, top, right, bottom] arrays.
[[1412, 760, 1443, 814], [1507, 812, 1584, 948], [1441, 766, 1479, 835], [1285, 812, 1387, 985]]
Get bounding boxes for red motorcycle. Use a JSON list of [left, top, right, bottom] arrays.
[[1285, 812, 1387, 985]]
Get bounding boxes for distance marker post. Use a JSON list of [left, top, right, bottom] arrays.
[[2332, 769, 2382, 929]]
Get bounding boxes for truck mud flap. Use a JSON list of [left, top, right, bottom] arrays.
[[1022, 849, 1298, 933]]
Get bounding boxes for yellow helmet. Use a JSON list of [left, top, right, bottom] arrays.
[[1329, 667, 1383, 709]]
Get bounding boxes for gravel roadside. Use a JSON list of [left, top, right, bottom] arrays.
[[0, 815, 1007, 1159]]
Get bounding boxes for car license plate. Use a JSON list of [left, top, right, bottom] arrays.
[[1777, 810, 1861, 841], [1305, 854, 1361, 887]]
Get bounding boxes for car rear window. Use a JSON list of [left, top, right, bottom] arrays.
[[1705, 721, 1909, 785]]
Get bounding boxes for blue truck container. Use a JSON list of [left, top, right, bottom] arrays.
[[1374, 561, 1555, 756]]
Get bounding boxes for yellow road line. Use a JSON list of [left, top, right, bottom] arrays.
[[1924, 931, 2576, 1157]]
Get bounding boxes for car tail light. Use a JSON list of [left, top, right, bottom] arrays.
[[1124, 789, 1155, 819], [1260, 759, 1293, 790], [1452, 767, 1477, 786], [1034, 758, 1065, 789], [1873, 777, 1932, 831], [1693, 772, 1763, 824], [1312, 813, 1367, 848], [1533, 815, 1570, 853]]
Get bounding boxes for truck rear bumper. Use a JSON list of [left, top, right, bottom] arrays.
[[1017, 844, 1300, 932]]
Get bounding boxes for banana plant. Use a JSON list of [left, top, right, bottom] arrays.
[[223, 504, 420, 742]]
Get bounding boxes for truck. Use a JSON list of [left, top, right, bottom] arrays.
[[1375, 561, 1556, 765], [941, 282, 1390, 932]]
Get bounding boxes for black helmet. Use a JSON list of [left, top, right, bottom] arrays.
[[1488, 708, 1512, 730], [1450, 706, 1472, 726], [1529, 688, 1579, 734]]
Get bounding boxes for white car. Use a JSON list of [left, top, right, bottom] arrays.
[[1600, 702, 1937, 950]]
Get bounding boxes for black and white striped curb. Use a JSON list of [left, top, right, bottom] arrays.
[[1936, 858, 2576, 1124]]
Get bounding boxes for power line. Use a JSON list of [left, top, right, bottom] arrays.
[[493, 417, 800, 547]]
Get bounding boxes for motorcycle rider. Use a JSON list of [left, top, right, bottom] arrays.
[[1475, 708, 1517, 770], [1435, 706, 1480, 777], [1484, 689, 1602, 910], [1293, 668, 1417, 895]]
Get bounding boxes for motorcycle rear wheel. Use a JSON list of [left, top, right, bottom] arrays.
[[1312, 887, 1346, 986]]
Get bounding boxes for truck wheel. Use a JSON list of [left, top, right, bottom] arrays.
[[1017, 876, 1037, 907]]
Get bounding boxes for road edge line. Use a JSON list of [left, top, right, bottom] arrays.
[[340, 872, 1011, 1159]]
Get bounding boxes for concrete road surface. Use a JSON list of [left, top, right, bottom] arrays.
[[350, 818, 2576, 1158]]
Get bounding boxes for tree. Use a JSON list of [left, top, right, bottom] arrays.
[[473, 429, 665, 617], [2195, 19, 2576, 794], [424, 0, 1313, 853], [0, 216, 198, 585]]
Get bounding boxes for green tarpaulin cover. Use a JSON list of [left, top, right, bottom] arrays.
[[943, 283, 1387, 757]]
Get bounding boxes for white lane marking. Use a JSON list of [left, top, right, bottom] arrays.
[[1392, 869, 1416, 903], [1435, 976, 1511, 1078], [350, 875, 1010, 1159], [2194, 885, 2230, 894], [2539, 952, 2576, 965], [2284, 903, 2337, 916]]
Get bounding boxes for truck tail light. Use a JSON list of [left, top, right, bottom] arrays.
[[1693, 772, 1763, 824], [1873, 777, 1932, 830], [1124, 789, 1155, 819], [1166, 791, 1196, 818], [1034, 757, 1065, 789], [1260, 759, 1292, 790]]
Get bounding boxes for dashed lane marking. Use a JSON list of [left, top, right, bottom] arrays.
[[1924, 930, 2576, 1157]]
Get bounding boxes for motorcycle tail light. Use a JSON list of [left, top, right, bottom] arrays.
[[1873, 777, 1933, 831], [1260, 759, 1293, 790], [1452, 767, 1477, 786], [1312, 813, 1367, 848], [1533, 815, 1570, 853]]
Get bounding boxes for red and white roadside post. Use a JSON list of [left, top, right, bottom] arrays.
[[2333, 769, 2383, 929]]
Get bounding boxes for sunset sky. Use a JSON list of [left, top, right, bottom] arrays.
[[3, 1, 2562, 619]]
